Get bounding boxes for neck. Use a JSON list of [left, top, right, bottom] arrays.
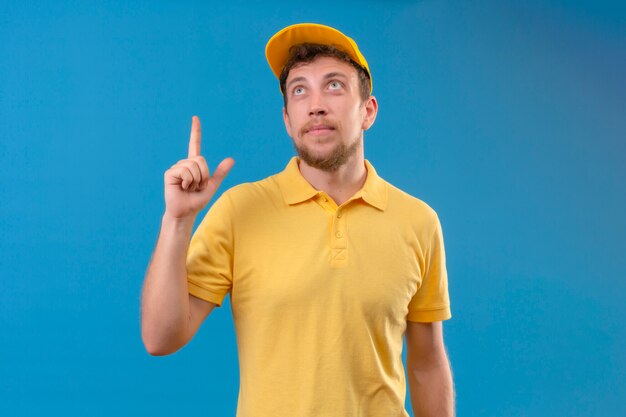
[[297, 151, 367, 206]]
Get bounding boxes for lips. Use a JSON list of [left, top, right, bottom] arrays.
[[302, 120, 337, 137], [307, 125, 334, 133]]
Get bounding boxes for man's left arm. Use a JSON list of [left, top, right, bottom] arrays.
[[405, 320, 455, 417]]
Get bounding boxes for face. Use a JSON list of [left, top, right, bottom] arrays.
[[282, 56, 377, 172]]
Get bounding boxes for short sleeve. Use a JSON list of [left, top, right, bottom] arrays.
[[407, 213, 452, 322], [186, 192, 235, 307]]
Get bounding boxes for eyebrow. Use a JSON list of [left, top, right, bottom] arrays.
[[286, 72, 350, 90], [323, 72, 349, 81], [286, 76, 307, 90]]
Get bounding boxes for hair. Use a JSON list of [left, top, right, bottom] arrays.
[[279, 43, 371, 107]]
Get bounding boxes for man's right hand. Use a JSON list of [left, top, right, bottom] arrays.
[[164, 116, 235, 220]]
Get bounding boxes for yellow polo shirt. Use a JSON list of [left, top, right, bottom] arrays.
[[186, 157, 451, 417]]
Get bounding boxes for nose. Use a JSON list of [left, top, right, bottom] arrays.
[[308, 91, 328, 117]]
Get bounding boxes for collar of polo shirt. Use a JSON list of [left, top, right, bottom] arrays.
[[276, 157, 388, 210]]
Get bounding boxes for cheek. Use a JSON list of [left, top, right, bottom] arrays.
[[346, 105, 365, 128], [283, 112, 292, 136], [284, 113, 302, 139]]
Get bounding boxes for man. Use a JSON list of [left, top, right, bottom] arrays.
[[141, 23, 454, 417]]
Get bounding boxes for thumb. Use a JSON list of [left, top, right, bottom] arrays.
[[205, 157, 235, 191]]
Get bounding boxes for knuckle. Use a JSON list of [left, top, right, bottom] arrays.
[[189, 160, 201, 171], [191, 156, 207, 171], [165, 166, 177, 177]]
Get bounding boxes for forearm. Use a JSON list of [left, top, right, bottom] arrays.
[[141, 213, 195, 355], [408, 357, 455, 417]]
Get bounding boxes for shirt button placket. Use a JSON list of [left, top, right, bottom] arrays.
[[331, 208, 347, 267]]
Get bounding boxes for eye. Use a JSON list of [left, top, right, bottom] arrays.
[[293, 86, 305, 96], [328, 80, 343, 90]]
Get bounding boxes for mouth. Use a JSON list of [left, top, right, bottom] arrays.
[[305, 125, 335, 136]]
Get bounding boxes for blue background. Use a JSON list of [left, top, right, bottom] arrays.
[[1, 1, 624, 416]]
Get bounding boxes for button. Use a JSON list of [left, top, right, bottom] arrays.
[[336, 232, 343, 238], [337, 212, 342, 218]]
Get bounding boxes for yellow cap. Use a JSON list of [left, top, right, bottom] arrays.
[[265, 23, 372, 93]]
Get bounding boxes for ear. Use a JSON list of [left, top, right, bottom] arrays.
[[361, 96, 378, 131], [283, 107, 293, 137]]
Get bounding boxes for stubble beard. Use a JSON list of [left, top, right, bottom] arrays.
[[293, 134, 362, 172]]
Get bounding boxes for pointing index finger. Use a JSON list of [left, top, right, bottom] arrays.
[[188, 115, 201, 158]]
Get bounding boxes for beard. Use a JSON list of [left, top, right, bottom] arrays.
[[293, 134, 362, 172]]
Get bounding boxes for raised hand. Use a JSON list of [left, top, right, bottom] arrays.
[[163, 116, 234, 220]]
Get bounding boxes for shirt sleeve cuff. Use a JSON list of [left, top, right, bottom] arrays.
[[187, 280, 228, 307], [407, 305, 452, 323]]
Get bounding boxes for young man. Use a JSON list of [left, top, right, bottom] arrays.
[[141, 23, 454, 417]]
